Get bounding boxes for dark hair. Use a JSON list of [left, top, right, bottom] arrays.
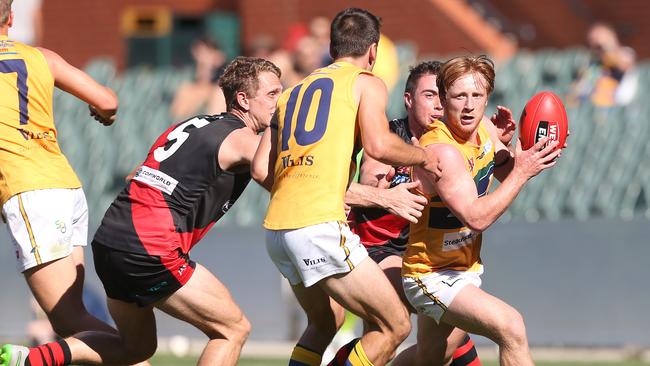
[[0, 0, 13, 25], [405, 60, 443, 94], [437, 55, 495, 101], [218, 56, 281, 111], [329, 8, 381, 59]]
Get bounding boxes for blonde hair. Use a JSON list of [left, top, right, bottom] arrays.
[[437, 55, 495, 101], [218, 56, 281, 112]]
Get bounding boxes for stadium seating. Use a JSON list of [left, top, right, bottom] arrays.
[[53, 47, 650, 229]]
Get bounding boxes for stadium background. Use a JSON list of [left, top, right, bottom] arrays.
[[2, 0, 650, 363]]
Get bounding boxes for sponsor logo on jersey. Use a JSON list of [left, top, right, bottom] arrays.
[[17, 128, 54, 141], [442, 230, 475, 252], [302, 256, 327, 266], [281, 154, 315, 169], [133, 166, 179, 195]]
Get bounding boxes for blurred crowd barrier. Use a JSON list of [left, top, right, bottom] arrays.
[[56, 46, 650, 231]]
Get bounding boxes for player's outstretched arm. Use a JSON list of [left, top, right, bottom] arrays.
[[423, 137, 560, 232], [356, 74, 427, 168], [38, 47, 118, 125], [251, 123, 278, 192], [345, 152, 427, 223]]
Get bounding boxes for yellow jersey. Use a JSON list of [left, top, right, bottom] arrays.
[[264, 62, 370, 230], [0, 36, 80, 205], [403, 119, 495, 277]]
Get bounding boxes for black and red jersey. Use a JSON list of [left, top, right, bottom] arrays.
[[349, 118, 413, 252], [93, 113, 251, 255]]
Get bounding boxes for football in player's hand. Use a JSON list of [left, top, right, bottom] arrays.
[[518, 91, 568, 150]]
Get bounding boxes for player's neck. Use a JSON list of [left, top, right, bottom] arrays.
[[0, 27, 8, 36], [333, 56, 370, 70], [229, 109, 260, 133], [407, 116, 426, 139]]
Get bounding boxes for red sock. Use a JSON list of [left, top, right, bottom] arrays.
[[26, 340, 71, 366], [327, 338, 359, 366], [450, 335, 481, 366]]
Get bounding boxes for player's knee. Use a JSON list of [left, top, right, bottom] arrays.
[[206, 313, 251, 346], [122, 337, 157, 363], [494, 308, 528, 347], [333, 304, 346, 331], [48, 313, 79, 337], [231, 315, 252, 345], [391, 307, 411, 343]]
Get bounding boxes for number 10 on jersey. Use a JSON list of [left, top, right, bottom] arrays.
[[280, 78, 333, 151]]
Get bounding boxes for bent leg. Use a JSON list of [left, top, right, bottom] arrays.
[[156, 264, 250, 366], [25, 247, 117, 337], [320, 258, 411, 365], [441, 285, 533, 366]]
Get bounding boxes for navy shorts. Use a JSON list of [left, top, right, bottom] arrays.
[[92, 241, 196, 307], [366, 244, 405, 264]]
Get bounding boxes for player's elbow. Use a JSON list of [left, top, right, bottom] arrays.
[[95, 87, 118, 114], [363, 141, 390, 162], [251, 162, 271, 191], [464, 218, 490, 233]]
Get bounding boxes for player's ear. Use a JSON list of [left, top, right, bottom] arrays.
[[235, 91, 249, 111], [368, 43, 378, 69], [7, 11, 13, 28], [404, 92, 413, 109]]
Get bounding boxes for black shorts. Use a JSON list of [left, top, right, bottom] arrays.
[[92, 242, 196, 307], [366, 244, 405, 264]]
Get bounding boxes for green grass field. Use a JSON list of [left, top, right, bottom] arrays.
[[151, 354, 649, 365]]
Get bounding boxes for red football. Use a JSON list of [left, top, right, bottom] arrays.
[[518, 91, 568, 150]]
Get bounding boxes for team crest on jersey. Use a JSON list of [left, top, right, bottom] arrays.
[[478, 140, 492, 159], [221, 200, 233, 213], [467, 158, 475, 172]]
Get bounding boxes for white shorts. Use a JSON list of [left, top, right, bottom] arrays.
[[403, 268, 483, 323], [2, 188, 88, 272], [266, 221, 368, 287]]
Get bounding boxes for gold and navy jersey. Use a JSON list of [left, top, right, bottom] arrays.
[[264, 62, 371, 230], [0, 36, 80, 205], [403, 119, 495, 277]]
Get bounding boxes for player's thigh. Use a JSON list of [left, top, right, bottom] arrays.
[[415, 313, 455, 362], [157, 263, 249, 340], [441, 284, 523, 341], [377, 254, 413, 312], [3, 188, 87, 273], [23, 254, 84, 315], [292, 282, 344, 327], [106, 297, 158, 355], [320, 257, 408, 329]]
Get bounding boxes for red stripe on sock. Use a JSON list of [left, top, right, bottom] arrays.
[[452, 338, 475, 358], [28, 346, 45, 366], [49, 342, 65, 366], [467, 358, 482, 366], [27, 342, 67, 366]]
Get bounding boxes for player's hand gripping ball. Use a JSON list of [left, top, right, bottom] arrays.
[[518, 91, 568, 150]]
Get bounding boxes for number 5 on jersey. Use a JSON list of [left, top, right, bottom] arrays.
[[154, 117, 210, 162]]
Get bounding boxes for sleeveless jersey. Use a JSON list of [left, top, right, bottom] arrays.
[[0, 36, 80, 205], [402, 119, 495, 277], [93, 113, 251, 255], [264, 61, 371, 230], [349, 118, 412, 250]]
